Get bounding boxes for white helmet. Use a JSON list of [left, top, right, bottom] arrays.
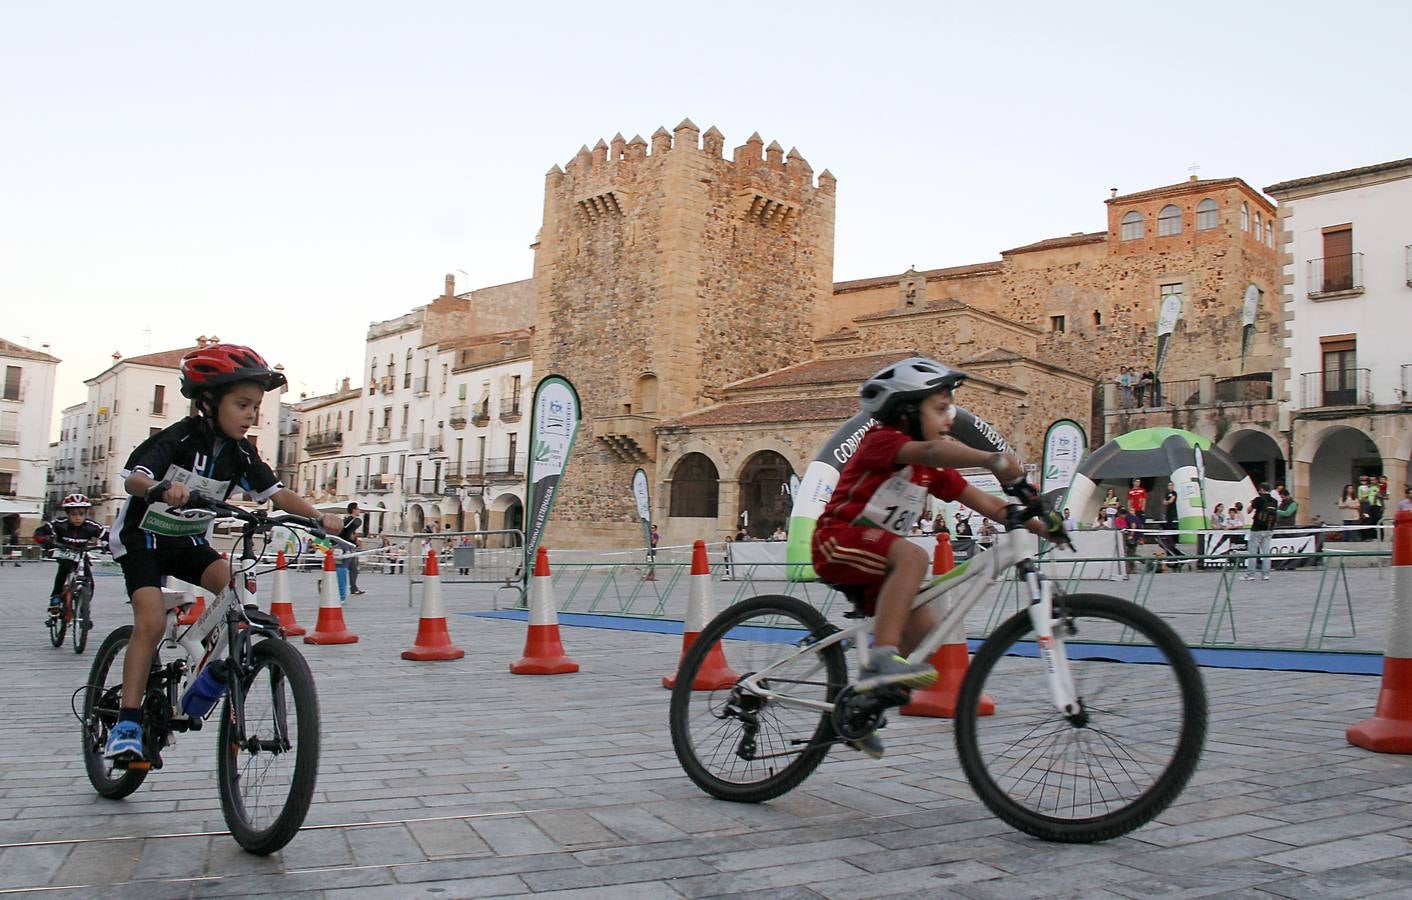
[[859, 356, 967, 421]]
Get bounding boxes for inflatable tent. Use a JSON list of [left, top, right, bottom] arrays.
[[1062, 428, 1255, 543]]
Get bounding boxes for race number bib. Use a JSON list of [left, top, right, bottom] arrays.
[[856, 467, 927, 535], [165, 465, 231, 502], [53, 548, 84, 563]]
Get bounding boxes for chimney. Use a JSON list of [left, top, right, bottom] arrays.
[[341, 376, 350, 392], [196, 335, 208, 348], [445, 273, 455, 298]]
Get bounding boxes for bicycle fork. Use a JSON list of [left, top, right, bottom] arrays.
[[1020, 565, 1082, 720]]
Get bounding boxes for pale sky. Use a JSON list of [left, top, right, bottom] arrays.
[[3, 1, 1408, 429]]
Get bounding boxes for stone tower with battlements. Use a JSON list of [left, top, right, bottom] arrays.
[[531, 119, 836, 547]]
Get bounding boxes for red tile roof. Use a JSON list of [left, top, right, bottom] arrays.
[[725, 351, 920, 391], [0, 337, 60, 363], [1000, 232, 1106, 255], [1106, 177, 1272, 211], [833, 261, 1003, 294], [853, 298, 968, 322], [667, 396, 862, 428], [1265, 157, 1412, 195]]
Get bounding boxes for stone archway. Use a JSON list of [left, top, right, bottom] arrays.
[[1305, 425, 1381, 525], [669, 453, 720, 519], [1222, 428, 1285, 488], [407, 503, 426, 534], [737, 450, 795, 538]]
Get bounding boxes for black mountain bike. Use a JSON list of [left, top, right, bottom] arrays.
[[77, 498, 348, 855], [48, 546, 96, 654]]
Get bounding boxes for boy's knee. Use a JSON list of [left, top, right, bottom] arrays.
[[891, 540, 928, 572]]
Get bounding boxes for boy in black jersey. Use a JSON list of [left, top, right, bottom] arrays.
[[34, 493, 107, 616], [104, 343, 343, 762]]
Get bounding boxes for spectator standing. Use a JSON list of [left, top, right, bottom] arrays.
[[1243, 483, 1278, 581], [1117, 367, 1133, 408], [1337, 484, 1361, 541], [978, 519, 997, 551], [339, 502, 364, 596], [1228, 501, 1247, 529], [1397, 486, 1412, 514], [918, 512, 934, 536], [1102, 487, 1120, 520], [1062, 507, 1077, 532], [1275, 487, 1299, 528], [1211, 503, 1228, 529], [1367, 478, 1386, 537], [1127, 479, 1148, 530], [1164, 482, 1178, 528], [1137, 370, 1154, 407]]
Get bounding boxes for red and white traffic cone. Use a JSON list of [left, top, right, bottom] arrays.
[[268, 550, 306, 636], [304, 548, 358, 645], [902, 532, 995, 718], [510, 547, 579, 674], [402, 549, 464, 661], [1348, 509, 1412, 753], [176, 579, 206, 626], [664, 540, 740, 690]]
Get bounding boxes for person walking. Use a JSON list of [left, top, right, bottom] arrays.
[[340, 502, 365, 595], [1242, 483, 1278, 581]]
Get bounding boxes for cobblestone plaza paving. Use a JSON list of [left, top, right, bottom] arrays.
[[1, 563, 1410, 898]]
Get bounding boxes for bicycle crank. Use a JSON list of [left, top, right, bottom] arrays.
[[830, 685, 910, 740]]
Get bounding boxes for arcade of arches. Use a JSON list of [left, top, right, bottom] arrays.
[[665, 448, 800, 540]]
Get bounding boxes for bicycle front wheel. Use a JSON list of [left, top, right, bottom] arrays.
[[218, 637, 320, 855], [72, 583, 92, 654], [669, 594, 846, 803], [955, 593, 1206, 843], [49, 592, 68, 647], [81, 626, 149, 799]]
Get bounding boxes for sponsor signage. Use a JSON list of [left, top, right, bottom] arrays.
[[522, 375, 582, 577]]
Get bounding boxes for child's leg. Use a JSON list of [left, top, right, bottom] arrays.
[[198, 556, 233, 598], [121, 587, 168, 708], [899, 602, 939, 658], [873, 539, 929, 650]]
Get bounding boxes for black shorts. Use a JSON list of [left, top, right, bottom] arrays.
[[117, 543, 223, 596]]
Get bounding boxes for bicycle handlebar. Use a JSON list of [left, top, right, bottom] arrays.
[[181, 495, 357, 551], [1001, 477, 1073, 551]]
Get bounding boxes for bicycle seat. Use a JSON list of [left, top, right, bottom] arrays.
[[823, 582, 875, 619]]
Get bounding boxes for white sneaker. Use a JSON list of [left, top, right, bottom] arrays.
[[1261, 575, 1270, 581], [1239, 574, 1254, 581]]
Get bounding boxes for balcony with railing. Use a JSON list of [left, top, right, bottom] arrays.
[[1301, 367, 1371, 408], [1307, 253, 1365, 300], [449, 405, 467, 429], [414, 376, 430, 396], [429, 434, 443, 453], [376, 426, 392, 443], [499, 398, 522, 422], [403, 477, 441, 496], [484, 455, 525, 478], [471, 403, 491, 427], [0, 428, 17, 445], [304, 430, 343, 454], [356, 474, 395, 493]]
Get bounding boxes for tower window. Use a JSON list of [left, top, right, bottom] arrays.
[[1050, 315, 1066, 333], [1093, 310, 1102, 326], [1120, 211, 1144, 241], [1195, 198, 1219, 230], [1157, 205, 1182, 236]]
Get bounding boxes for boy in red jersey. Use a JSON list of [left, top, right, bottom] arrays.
[[813, 357, 1060, 756]]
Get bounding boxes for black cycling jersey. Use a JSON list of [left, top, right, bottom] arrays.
[[34, 518, 107, 549], [111, 415, 282, 560]]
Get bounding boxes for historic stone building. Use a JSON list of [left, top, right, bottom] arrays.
[[530, 120, 836, 547]]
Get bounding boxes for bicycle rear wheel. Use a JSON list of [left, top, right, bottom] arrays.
[[49, 591, 68, 647], [955, 593, 1206, 843], [71, 582, 92, 654], [81, 626, 149, 799], [670, 594, 846, 803], [218, 637, 320, 855]]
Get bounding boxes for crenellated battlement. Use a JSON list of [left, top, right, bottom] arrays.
[[553, 118, 834, 195]]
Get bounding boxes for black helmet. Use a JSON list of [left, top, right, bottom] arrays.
[[859, 356, 967, 421]]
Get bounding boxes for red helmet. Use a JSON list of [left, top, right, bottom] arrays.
[[62, 493, 91, 509], [179, 343, 287, 399]]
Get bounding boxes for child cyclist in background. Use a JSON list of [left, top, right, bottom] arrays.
[[812, 356, 1063, 758], [104, 344, 344, 762], [34, 493, 107, 617]]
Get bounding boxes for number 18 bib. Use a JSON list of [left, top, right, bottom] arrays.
[[856, 467, 927, 535]]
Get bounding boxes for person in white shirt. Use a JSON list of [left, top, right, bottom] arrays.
[[1062, 508, 1077, 532]]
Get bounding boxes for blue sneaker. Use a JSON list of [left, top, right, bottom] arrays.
[[104, 721, 144, 761]]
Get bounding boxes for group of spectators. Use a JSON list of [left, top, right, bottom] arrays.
[[1336, 474, 1394, 540], [1115, 367, 1161, 408]]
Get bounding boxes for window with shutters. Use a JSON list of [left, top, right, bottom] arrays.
[[1310, 225, 1362, 297], [3, 366, 19, 401]]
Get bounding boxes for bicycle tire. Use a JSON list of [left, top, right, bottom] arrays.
[[955, 593, 1206, 843], [81, 626, 150, 799], [218, 637, 320, 855], [49, 590, 69, 647], [72, 582, 92, 654], [670, 594, 846, 803]]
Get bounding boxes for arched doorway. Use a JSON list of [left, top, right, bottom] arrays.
[[738, 450, 794, 538], [669, 453, 719, 519], [407, 503, 426, 534], [1224, 429, 1285, 488], [488, 493, 524, 547], [1308, 426, 1381, 524]]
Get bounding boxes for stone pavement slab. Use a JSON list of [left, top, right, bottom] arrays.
[[1, 563, 1411, 898]]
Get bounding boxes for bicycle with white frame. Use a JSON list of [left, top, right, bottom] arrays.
[[669, 481, 1207, 843], [76, 496, 353, 855]]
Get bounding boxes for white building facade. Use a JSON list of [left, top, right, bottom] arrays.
[[1268, 158, 1412, 524], [0, 338, 60, 547]]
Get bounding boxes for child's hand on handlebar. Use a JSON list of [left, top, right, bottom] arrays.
[[162, 481, 191, 508], [987, 452, 1024, 484], [320, 513, 344, 534]]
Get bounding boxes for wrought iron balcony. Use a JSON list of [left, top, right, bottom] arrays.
[[304, 430, 343, 453], [484, 456, 525, 478], [449, 405, 468, 429], [1307, 253, 1364, 299], [414, 376, 430, 396], [1301, 367, 1371, 408], [471, 405, 491, 426], [499, 399, 522, 422]]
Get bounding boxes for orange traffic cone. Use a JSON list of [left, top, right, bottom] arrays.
[[304, 548, 358, 645], [268, 551, 306, 636], [902, 532, 994, 718], [176, 579, 206, 626], [510, 547, 579, 674], [664, 540, 740, 689], [1348, 510, 1412, 753], [402, 549, 465, 661]]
